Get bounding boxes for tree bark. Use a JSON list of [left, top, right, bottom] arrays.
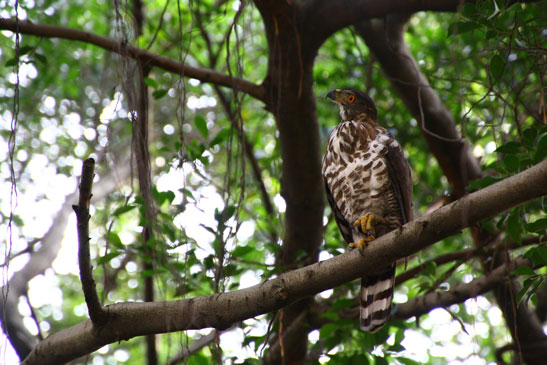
[[255, 1, 325, 361]]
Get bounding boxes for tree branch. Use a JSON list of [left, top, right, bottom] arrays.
[[393, 258, 531, 320], [72, 158, 107, 325], [305, 0, 539, 49], [22, 160, 547, 364], [0, 18, 266, 102], [395, 235, 543, 285], [266, 257, 536, 358], [356, 15, 482, 198], [0, 156, 130, 360]]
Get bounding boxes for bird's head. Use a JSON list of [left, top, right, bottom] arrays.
[[326, 88, 377, 123]]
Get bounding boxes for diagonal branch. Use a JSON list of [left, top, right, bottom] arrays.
[[22, 160, 547, 364], [0, 18, 266, 102], [265, 257, 537, 361]]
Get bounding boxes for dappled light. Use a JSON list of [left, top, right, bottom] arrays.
[[0, 1, 546, 364]]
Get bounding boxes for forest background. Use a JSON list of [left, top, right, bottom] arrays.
[[0, 0, 546, 364]]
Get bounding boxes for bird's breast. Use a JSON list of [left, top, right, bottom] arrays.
[[322, 122, 393, 223]]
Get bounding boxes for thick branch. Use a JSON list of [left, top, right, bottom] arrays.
[[72, 158, 107, 324], [0, 18, 265, 102], [305, 0, 463, 49], [306, 0, 538, 49], [23, 160, 547, 364], [266, 257, 535, 358]]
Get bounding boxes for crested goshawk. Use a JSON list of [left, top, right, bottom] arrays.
[[322, 88, 413, 332]]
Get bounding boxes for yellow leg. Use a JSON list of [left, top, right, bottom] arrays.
[[348, 213, 388, 251]]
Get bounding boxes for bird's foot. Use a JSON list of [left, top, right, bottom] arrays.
[[348, 213, 387, 252], [349, 237, 373, 252]]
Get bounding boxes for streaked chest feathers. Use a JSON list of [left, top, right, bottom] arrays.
[[322, 121, 399, 225]]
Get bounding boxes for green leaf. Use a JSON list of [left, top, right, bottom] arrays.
[[34, 53, 47, 64], [535, 133, 547, 162], [490, 54, 505, 80], [194, 115, 208, 139], [107, 232, 125, 249], [210, 128, 230, 147], [506, 210, 521, 242], [179, 188, 195, 202], [373, 355, 389, 365], [495, 141, 521, 154], [522, 126, 538, 146], [388, 343, 405, 352], [97, 251, 121, 265], [19, 45, 34, 55], [485, 29, 498, 40], [152, 89, 168, 99], [319, 322, 338, 339], [113, 204, 137, 216], [188, 353, 210, 365], [144, 77, 158, 88], [512, 265, 535, 276], [469, 175, 503, 190], [516, 280, 532, 305], [523, 245, 547, 266], [5, 58, 17, 67], [503, 154, 519, 172], [233, 245, 254, 257], [448, 21, 481, 37], [526, 218, 547, 233], [153, 190, 176, 205], [397, 357, 422, 365], [327, 298, 354, 313]]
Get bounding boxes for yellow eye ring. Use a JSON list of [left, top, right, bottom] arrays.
[[347, 94, 355, 103]]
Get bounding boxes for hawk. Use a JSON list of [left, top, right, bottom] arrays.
[[322, 88, 413, 332]]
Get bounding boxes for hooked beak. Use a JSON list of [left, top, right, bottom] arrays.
[[326, 89, 339, 102]]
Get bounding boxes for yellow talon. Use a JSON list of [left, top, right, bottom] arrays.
[[349, 238, 370, 251], [349, 213, 388, 252]]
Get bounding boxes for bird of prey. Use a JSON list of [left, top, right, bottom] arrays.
[[322, 88, 413, 332]]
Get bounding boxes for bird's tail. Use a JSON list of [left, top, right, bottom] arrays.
[[360, 263, 395, 332]]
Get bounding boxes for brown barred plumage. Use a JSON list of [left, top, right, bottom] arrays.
[[322, 88, 413, 332]]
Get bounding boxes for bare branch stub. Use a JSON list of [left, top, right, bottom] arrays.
[[72, 158, 107, 325]]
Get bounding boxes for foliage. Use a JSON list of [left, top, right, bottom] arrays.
[[0, 0, 545, 364]]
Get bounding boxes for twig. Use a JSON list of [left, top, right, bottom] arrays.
[[72, 158, 107, 325], [167, 329, 220, 365]]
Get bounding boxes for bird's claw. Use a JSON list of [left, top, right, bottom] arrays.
[[348, 213, 387, 253], [349, 237, 373, 253]]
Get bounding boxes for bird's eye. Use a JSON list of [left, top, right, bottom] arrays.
[[347, 94, 355, 103]]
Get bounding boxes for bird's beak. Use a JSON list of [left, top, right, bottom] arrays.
[[326, 89, 339, 102]]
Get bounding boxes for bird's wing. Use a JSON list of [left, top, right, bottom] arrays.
[[385, 140, 413, 224], [324, 178, 353, 244]]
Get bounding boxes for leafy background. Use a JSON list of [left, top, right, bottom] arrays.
[[0, 0, 546, 364]]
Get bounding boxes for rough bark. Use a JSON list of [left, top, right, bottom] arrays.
[[255, 2, 325, 362]]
